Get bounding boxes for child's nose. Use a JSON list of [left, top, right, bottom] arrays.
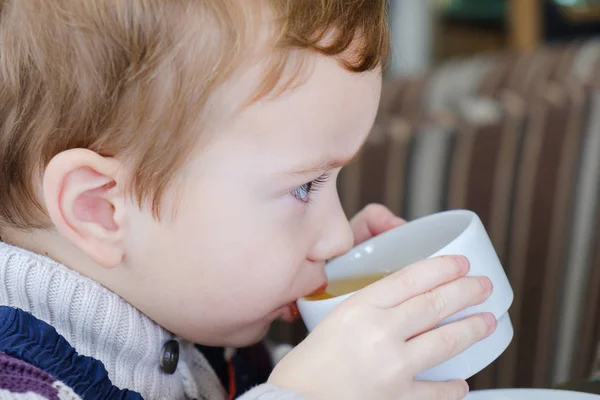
[[308, 201, 354, 262]]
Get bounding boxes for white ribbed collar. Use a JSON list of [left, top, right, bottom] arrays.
[[0, 242, 226, 400]]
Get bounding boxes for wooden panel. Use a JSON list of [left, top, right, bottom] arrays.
[[509, 0, 542, 51]]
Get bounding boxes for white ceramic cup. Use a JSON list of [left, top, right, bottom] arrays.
[[297, 209, 514, 381]]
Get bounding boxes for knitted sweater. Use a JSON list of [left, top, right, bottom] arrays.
[[0, 242, 303, 400]]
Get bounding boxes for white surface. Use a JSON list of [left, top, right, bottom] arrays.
[[465, 389, 600, 399], [389, 0, 434, 76], [297, 210, 514, 381]]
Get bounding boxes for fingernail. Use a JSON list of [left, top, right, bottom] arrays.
[[482, 313, 497, 334], [479, 277, 493, 293], [455, 256, 470, 274]]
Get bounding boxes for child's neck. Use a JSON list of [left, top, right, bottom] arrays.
[[3, 227, 89, 270], [1, 227, 135, 306]]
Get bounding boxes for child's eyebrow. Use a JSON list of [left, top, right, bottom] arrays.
[[287, 142, 365, 175]]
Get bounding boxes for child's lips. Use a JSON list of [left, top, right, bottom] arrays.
[[281, 302, 300, 323], [279, 282, 328, 323], [311, 282, 328, 296]]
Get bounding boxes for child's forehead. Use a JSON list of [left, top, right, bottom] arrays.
[[203, 53, 381, 172], [218, 46, 380, 120]]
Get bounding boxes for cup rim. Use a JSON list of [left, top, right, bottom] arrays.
[[297, 209, 477, 306]]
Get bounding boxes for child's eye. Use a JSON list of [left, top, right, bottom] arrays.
[[290, 174, 329, 204], [291, 182, 313, 203]]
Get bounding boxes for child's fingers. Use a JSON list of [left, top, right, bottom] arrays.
[[353, 256, 470, 309], [406, 313, 496, 374], [410, 380, 469, 400], [394, 276, 493, 339], [350, 204, 404, 245]]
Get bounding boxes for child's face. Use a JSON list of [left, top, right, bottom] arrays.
[[122, 54, 382, 346]]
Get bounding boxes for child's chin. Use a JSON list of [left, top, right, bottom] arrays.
[[214, 318, 274, 347], [174, 321, 272, 348], [227, 323, 272, 347]]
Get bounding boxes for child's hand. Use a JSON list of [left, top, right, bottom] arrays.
[[269, 256, 494, 400], [350, 204, 405, 245]]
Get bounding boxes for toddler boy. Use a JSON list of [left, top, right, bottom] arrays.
[[0, 1, 495, 399]]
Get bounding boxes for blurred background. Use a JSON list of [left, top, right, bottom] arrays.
[[269, 0, 600, 393]]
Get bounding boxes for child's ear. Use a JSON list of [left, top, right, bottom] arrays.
[[43, 148, 128, 269]]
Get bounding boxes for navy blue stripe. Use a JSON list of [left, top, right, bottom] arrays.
[[0, 306, 143, 400]]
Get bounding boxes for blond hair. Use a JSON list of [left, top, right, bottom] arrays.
[[0, 0, 390, 229]]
